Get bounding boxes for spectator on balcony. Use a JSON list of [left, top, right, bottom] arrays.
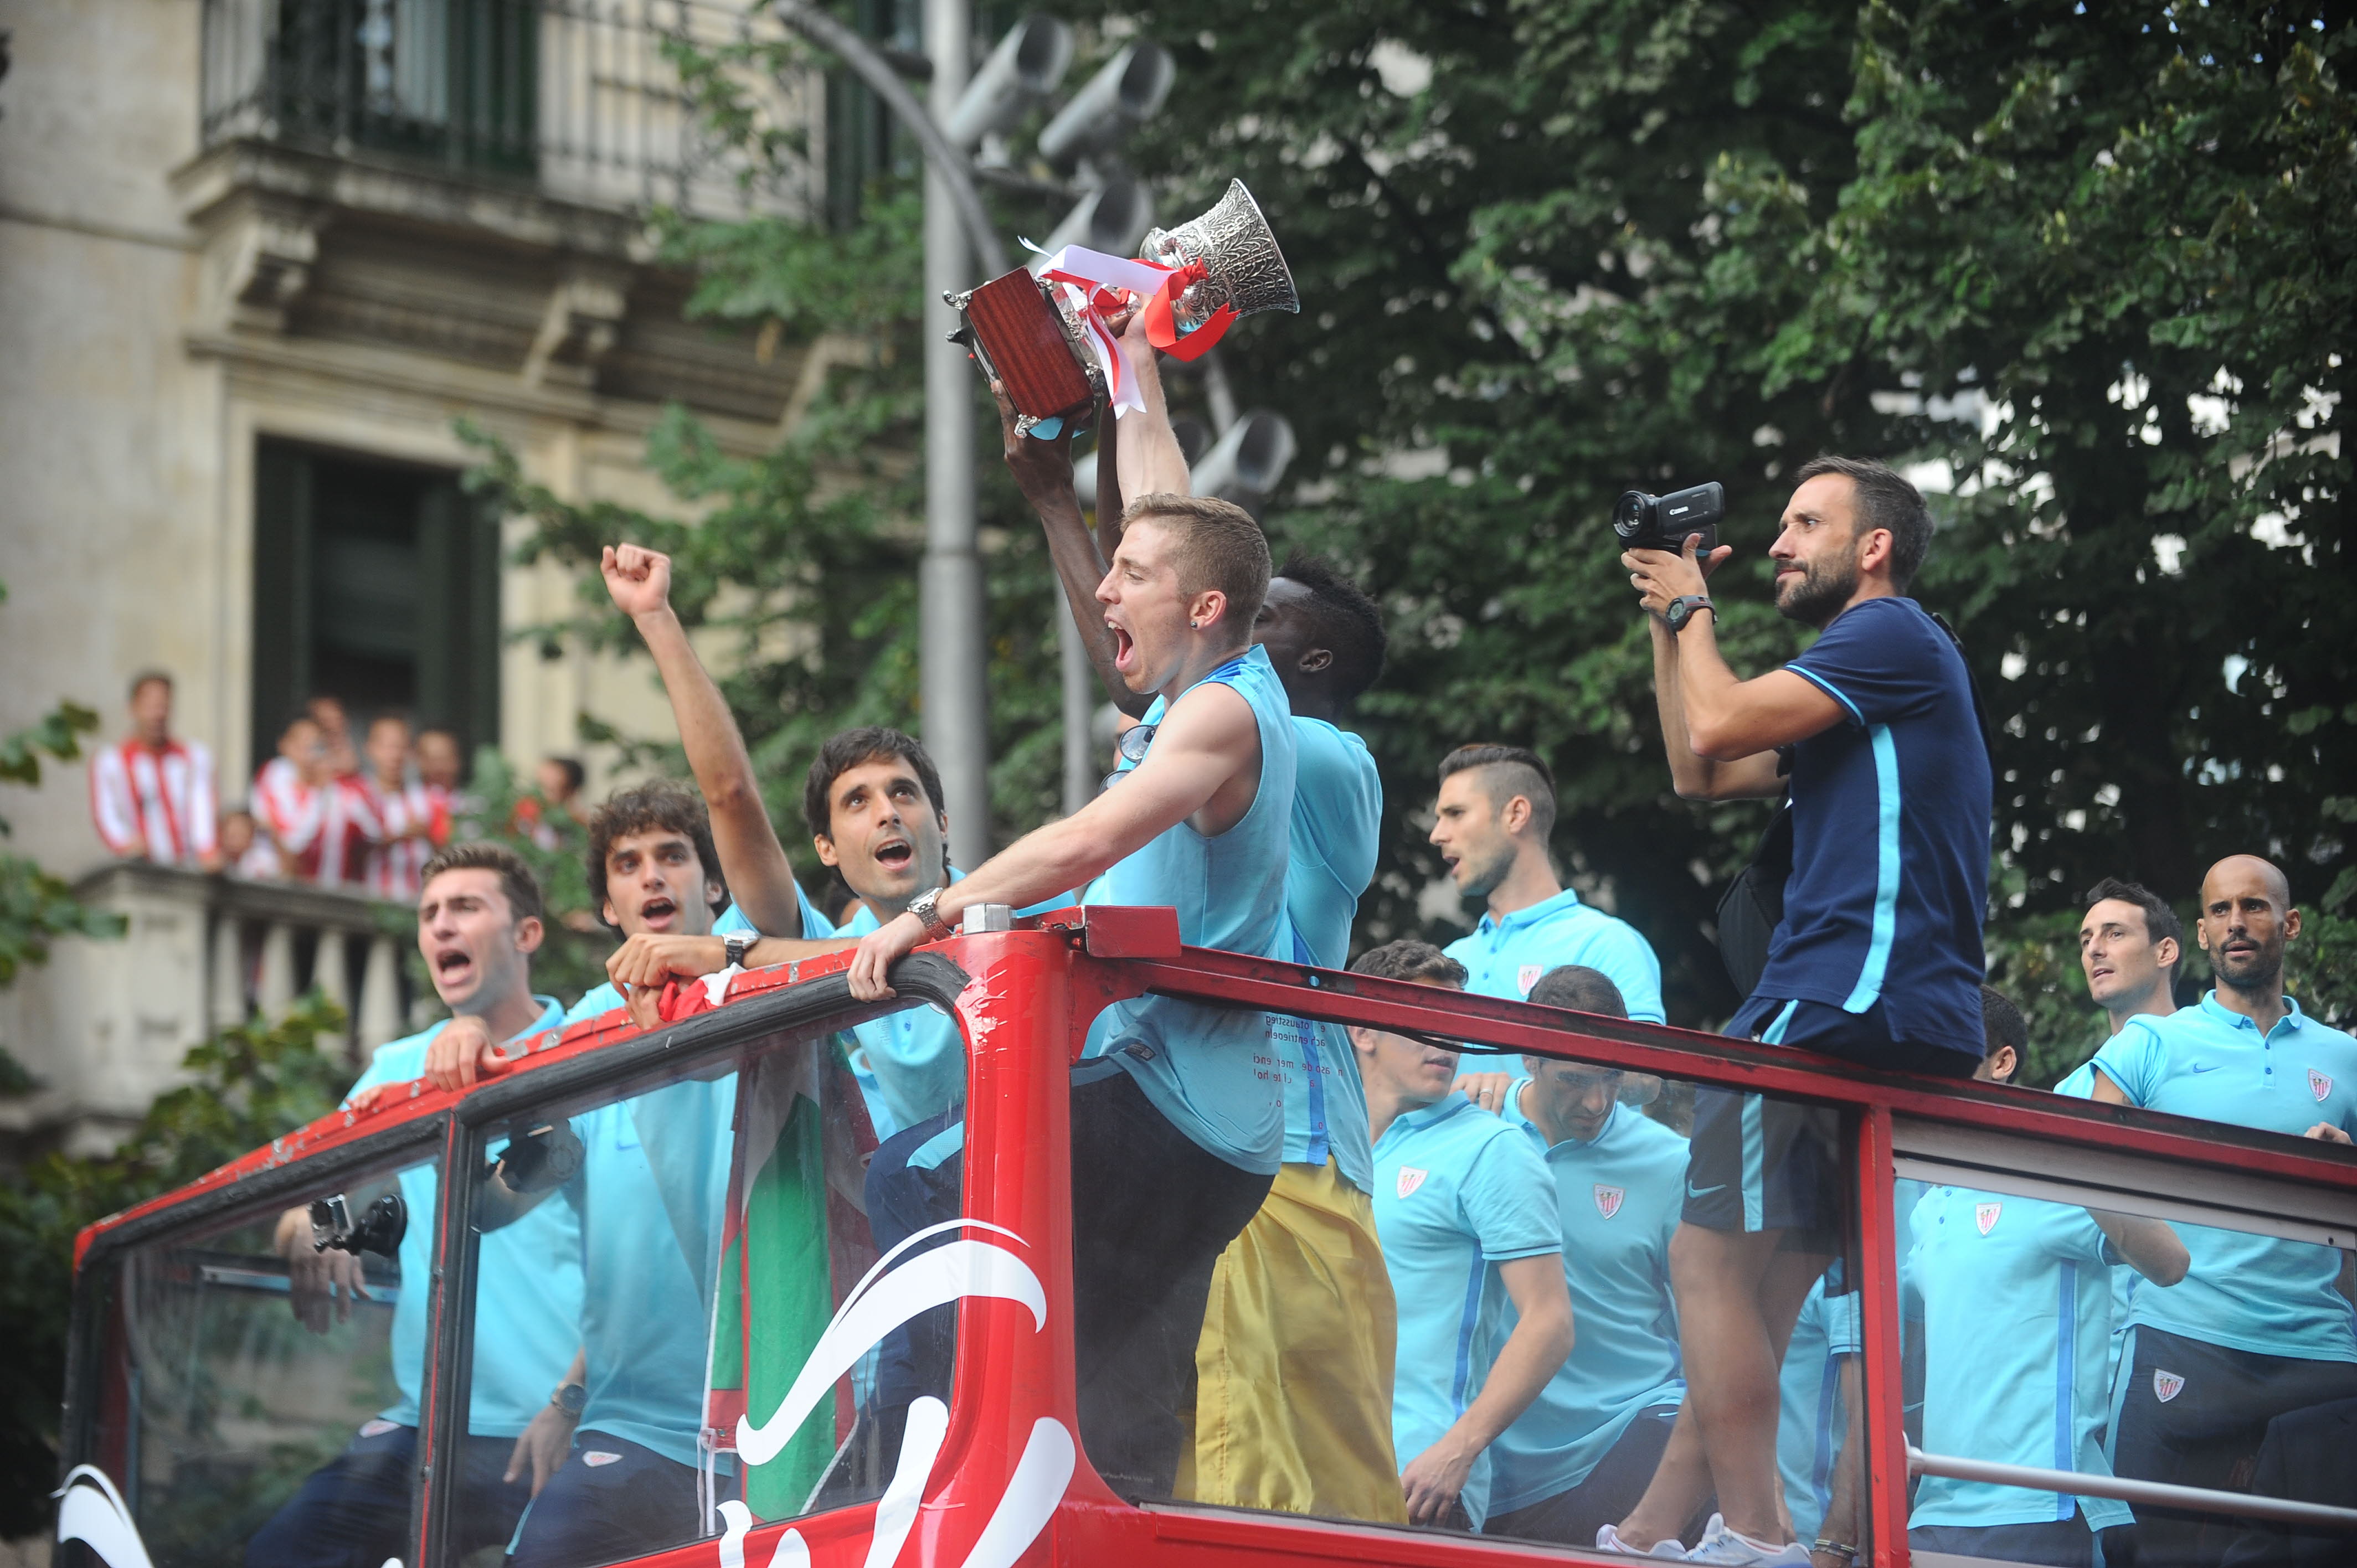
[[1426, 745, 1664, 1026], [1906, 987, 2190, 1568], [360, 713, 447, 902], [516, 756, 589, 849], [2076, 855, 2357, 1568], [416, 724, 465, 800], [1346, 938, 1573, 1532], [1471, 966, 1690, 1551], [253, 712, 330, 881], [217, 805, 284, 881], [248, 843, 578, 1568], [89, 669, 220, 869]]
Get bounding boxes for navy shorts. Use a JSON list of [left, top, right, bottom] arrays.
[[1684, 998, 1978, 1241], [2106, 1325, 2357, 1567]]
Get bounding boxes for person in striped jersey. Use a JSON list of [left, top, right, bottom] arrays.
[[90, 670, 220, 869], [252, 712, 329, 880], [360, 713, 448, 902]]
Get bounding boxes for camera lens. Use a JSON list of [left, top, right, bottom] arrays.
[[1613, 490, 1653, 541]]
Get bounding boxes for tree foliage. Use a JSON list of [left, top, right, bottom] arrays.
[[488, 3, 2354, 1043], [0, 997, 353, 1534]]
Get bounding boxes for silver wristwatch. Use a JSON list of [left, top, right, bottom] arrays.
[[722, 933, 754, 969], [906, 886, 954, 939]]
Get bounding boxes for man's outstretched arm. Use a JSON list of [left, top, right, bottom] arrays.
[[603, 544, 805, 937], [846, 677, 1262, 999]]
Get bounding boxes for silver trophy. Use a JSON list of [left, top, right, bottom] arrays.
[[1140, 179, 1300, 335]]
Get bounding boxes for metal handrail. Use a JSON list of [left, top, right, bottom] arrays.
[[1909, 1446, 2357, 1533]]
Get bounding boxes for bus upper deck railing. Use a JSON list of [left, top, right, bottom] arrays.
[[61, 906, 2357, 1568]]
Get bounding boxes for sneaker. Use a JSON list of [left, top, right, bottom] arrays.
[[1681, 1513, 1811, 1565], [1594, 1523, 1687, 1558]]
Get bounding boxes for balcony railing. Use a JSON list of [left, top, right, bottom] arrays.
[[0, 864, 416, 1154], [198, 0, 822, 223]]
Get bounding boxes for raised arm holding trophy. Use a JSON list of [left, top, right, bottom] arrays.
[[946, 178, 1299, 437]]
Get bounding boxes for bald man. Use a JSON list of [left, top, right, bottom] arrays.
[[2075, 856, 2357, 1566]]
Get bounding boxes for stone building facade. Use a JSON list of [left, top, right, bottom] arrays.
[[0, 0, 845, 1152]]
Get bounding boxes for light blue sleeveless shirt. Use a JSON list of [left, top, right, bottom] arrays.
[[1084, 645, 1296, 1173]]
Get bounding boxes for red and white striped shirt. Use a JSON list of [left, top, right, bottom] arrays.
[[252, 757, 326, 880], [90, 737, 218, 866], [313, 774, 384, 889], [362, 778, 451, 901]]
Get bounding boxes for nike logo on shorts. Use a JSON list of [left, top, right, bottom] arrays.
[[1687, 1181, 1727, 1198]]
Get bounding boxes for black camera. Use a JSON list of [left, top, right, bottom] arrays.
[[310, 1192, 406, 1258], [1613, 481, 1725, 553]]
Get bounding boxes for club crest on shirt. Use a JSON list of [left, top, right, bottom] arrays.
[[1594, 1184, 1625, 1219], [1518, 964, 1543, 997], [2153, 1370, 2185, 1404], [2313, 1068, 2334, 1102], [1975, 1201, 2001, 1236], [1397, 1166, 1428, 1199]]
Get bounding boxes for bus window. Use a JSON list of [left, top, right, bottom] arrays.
[[74, 1148, 437, 1568], [1892, 1152, 2357, 1567], [443, 1009, 912, 1566]]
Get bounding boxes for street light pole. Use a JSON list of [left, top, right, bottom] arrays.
[[920, 0, 992, 867]]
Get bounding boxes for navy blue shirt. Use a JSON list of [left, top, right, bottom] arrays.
[[1739, 596, 1990, 1059]]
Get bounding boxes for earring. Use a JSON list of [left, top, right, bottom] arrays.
[[1190, 619, 1200, 628]]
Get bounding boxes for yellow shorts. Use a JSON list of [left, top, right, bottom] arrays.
[[1180, 1158, 1407, 1522]]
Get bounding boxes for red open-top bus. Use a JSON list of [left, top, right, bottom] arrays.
[[52, 907, 2357, 1568]]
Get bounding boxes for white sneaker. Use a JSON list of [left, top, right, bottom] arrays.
[[1594, 1523, 1687, 1558], [1681, 1513, 1811, 1565]]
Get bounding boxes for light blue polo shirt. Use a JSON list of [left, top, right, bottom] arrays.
[[2055, 1055, 2142, 1395], [1902, 1185, 2133, 1531], [1778, 1277, 1860, 1544], [1084, 647, 1296, 1173], [344, 999, 582, 1438], [1371, 1093, 1561, 1529], [2084, 993, 2357, 1360], [1444, 889, 1665, 1024], [1490, 1091, 1687, 1514], [562, 1076, 738, 1468]]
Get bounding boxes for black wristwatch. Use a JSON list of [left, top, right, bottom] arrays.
[[722, 933, 754, 969], [1664, 594, 1716, 633], [552, 1381, 586, 1417]]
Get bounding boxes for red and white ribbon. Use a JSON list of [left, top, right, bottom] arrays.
[[1030, 244, 1240, 419]]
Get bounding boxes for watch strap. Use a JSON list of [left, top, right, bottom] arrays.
[[909, 888, 954, 938]]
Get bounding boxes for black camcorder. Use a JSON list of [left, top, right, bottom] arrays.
[[1613, 481, 1725, 553]]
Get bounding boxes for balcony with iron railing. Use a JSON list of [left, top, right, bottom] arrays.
[[197, 0, 824, 225]]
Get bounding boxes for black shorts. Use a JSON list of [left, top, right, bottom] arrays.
[[1683, 998, 1978, 1242]]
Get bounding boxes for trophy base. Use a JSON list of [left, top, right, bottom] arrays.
[[945, 271, 1103, 425]]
